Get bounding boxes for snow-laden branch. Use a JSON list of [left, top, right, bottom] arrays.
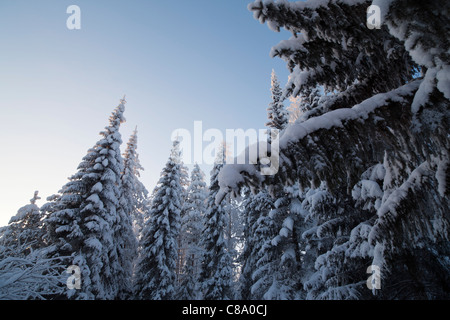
[[369, 154, 449, 246], [0, 250, 68, 300], [217, 80, 421, 202]]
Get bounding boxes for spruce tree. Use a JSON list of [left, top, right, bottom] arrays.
[[250, 201, 278, 300], [115, 127, 148, 298], [250, 185, 303, 300], [176, 163, 208, 300], [134, 140, 183, 300], [0, 191, 44, 259], [198, 145, 234, 300], [266, 69, 289, 131], [121, 127, 148, 239], [42, 96, 127, 299], [219, 0, 449, 299], [239, 189, 274, 299]]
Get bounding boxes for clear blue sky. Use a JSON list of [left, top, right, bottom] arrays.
[[0, 0, 290, 226]]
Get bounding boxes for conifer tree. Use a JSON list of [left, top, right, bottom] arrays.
[[0, 191, 44, 259], [115, 127, 148, 298], [176, 163, 208, 300], [42, 97, 127, 299], [266, 69, 289, 131], [134, 140, 183, 300], [198, 145, 234, 300], [121, 127, 148, 239], [250, 185, 304, 300], [239, 189, 274, 299]]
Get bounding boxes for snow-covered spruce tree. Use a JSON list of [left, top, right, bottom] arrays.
[[176, 163, 208, 300], [240, 69, 304, 300], [133, 140, 183, 300], [198, 145, 234, 300], [250, 184, 304, 300], [115, 127, 148, 299], [266, 69, 289, 131], [250, 69, 302, 300], [220, 194, 246, 297], [240, 189, 285, 301], [219, 0, 449, 299], [0, 194, 67, 300], [175, 160, 190, 282], [301, 182, 374, 300], [239, 190, 273, 300], [249, 197, 278, 300], [0, 191, 45, 259], [42, 97, 128, 300], [121, 127, 148, 240]]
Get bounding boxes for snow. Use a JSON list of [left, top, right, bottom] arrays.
[[8, 204, 39, 224], [0, 252, 67, 300], [283, 217, 294, 231], [285, 66, 317, 98], [352, 179, 383, 210], [369, 160, 432, 244], [436, 65, 450, 100], [91, 182, 103, 193], [267, 20, 280, 32], [86, 193, 101, 205], [254, 0, 367, 12], [371, 164, 386, 181], [435, 155, 448, 198], [282, 81, 419, 149], [411, 68, 437, 113], [93, 163, 104, 171], [279, 227, 289, 238], [270, 35, 307, 58]]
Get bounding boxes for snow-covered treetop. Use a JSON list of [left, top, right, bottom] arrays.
[[266, 70, 289, 130], [123, 126, 144, 176], [270, 69, 282, 104], [30, 191, 41, 205], [9, 191, 41, 224], [170, 137, 183, 164], [104, 95, 126, 136]]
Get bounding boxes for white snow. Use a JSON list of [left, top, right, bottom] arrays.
[[282, 217, 294, 232], [369, 160, 432, 244], [91, 182, 103, 193], [411, 68, 437, 113], [85, 237, 103, 251], [435, 154, 448, 198], [436, 65, 450, 100]]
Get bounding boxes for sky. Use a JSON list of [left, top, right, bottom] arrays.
[[0, 0, 291, 227]]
